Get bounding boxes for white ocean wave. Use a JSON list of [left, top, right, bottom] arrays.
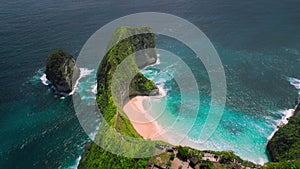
[[91, 84, 97, 94], [69, 68, 94, 96], [258, 158, 267, 166], [40, 68, 95, 99], [155, 53, 161, 65], [268, 109, 294, 140], [287, 77, 300, 94], [40, 74, 51, 86], [89, 124, 100, 140], [267, 77, 299, 142], [157, 84, 167, 97], [79, 68, 94, 78], [64, 155, 81, 169]]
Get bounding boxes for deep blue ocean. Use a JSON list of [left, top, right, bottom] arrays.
[[1, 0, 300, 168]]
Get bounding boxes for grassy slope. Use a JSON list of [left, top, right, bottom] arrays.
[[78, 26, 162, 169]]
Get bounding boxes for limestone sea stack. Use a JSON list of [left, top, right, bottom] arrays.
[[45, 50, 80, 93]]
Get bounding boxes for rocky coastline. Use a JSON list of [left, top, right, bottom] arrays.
[[45, 27, 300, 168]]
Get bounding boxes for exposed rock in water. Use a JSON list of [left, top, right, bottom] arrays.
[[45, 50, 80, 93]]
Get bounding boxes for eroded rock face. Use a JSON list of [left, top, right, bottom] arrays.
[[45, 50, 80, 93], [106, 26, 158, 69], [131, 32, 157, 68], [97, 26, 159, 106]]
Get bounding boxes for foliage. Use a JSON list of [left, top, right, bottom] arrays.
[[96, 26, 158, 128], [45, 50, 73, 77], [218, 151, 241, 164], [267, 114, 300, 162], [262, 160, 300, 169], [177, 146, 191, 161], [79, 26, 163, 169], [170, 153, 175, 161], [167, 161, 171, 167], [176, 147, 256, 168], [79, 26, 260, 169], [199, 160, 215, 169], [78, 142, 150, 169]]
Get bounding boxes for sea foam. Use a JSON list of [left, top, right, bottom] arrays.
[[40, 68, 95, 99], [288, 77, 300, 94], [91, 84, 97, 94], [69, 68, 94, 95], [268, 109, 294, 140], [40, 74, 51, 86], [267, 77, 300, 140], [65, 155, 81, 169]]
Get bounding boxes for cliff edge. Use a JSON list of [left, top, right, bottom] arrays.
[[78, 26, 258, 169], [266, 101, 300, 168]]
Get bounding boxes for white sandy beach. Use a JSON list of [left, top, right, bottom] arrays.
[[123, 96, 167, 141]]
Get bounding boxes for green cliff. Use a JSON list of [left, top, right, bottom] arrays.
[[96, 26, 158, 124], [265, 105, 300, 168], [45, 50, 79, 93], [78, 26, 257, 169], [78, 26, 161, 169]]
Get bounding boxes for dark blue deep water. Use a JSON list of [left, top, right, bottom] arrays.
[[1, 0, 300, 168]]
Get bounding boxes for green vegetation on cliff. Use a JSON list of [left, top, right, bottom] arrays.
[[78, 26, 162, 169], [175, 146, 256, 169], [78, 26, 257, 169], [96, 26, 158, 131], [262, 161, 300, 169], [266, 113, 300, 167], [79, 142, 150, 169]]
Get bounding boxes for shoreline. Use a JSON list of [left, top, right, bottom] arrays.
[[267, 109, 295, 140], [123, 96, 168, 142]]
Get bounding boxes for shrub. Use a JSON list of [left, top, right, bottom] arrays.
[[170, 153, 175, 161], [167, 161, 171, 167], [177, 146, 190, 161]]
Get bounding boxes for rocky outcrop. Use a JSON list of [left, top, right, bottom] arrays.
[[45, 50, 80, 93], [97, 26, 158, 108], [106, 26, 157, 69]]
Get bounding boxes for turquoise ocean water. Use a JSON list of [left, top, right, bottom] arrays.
[[1, 0, 300, 168]]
